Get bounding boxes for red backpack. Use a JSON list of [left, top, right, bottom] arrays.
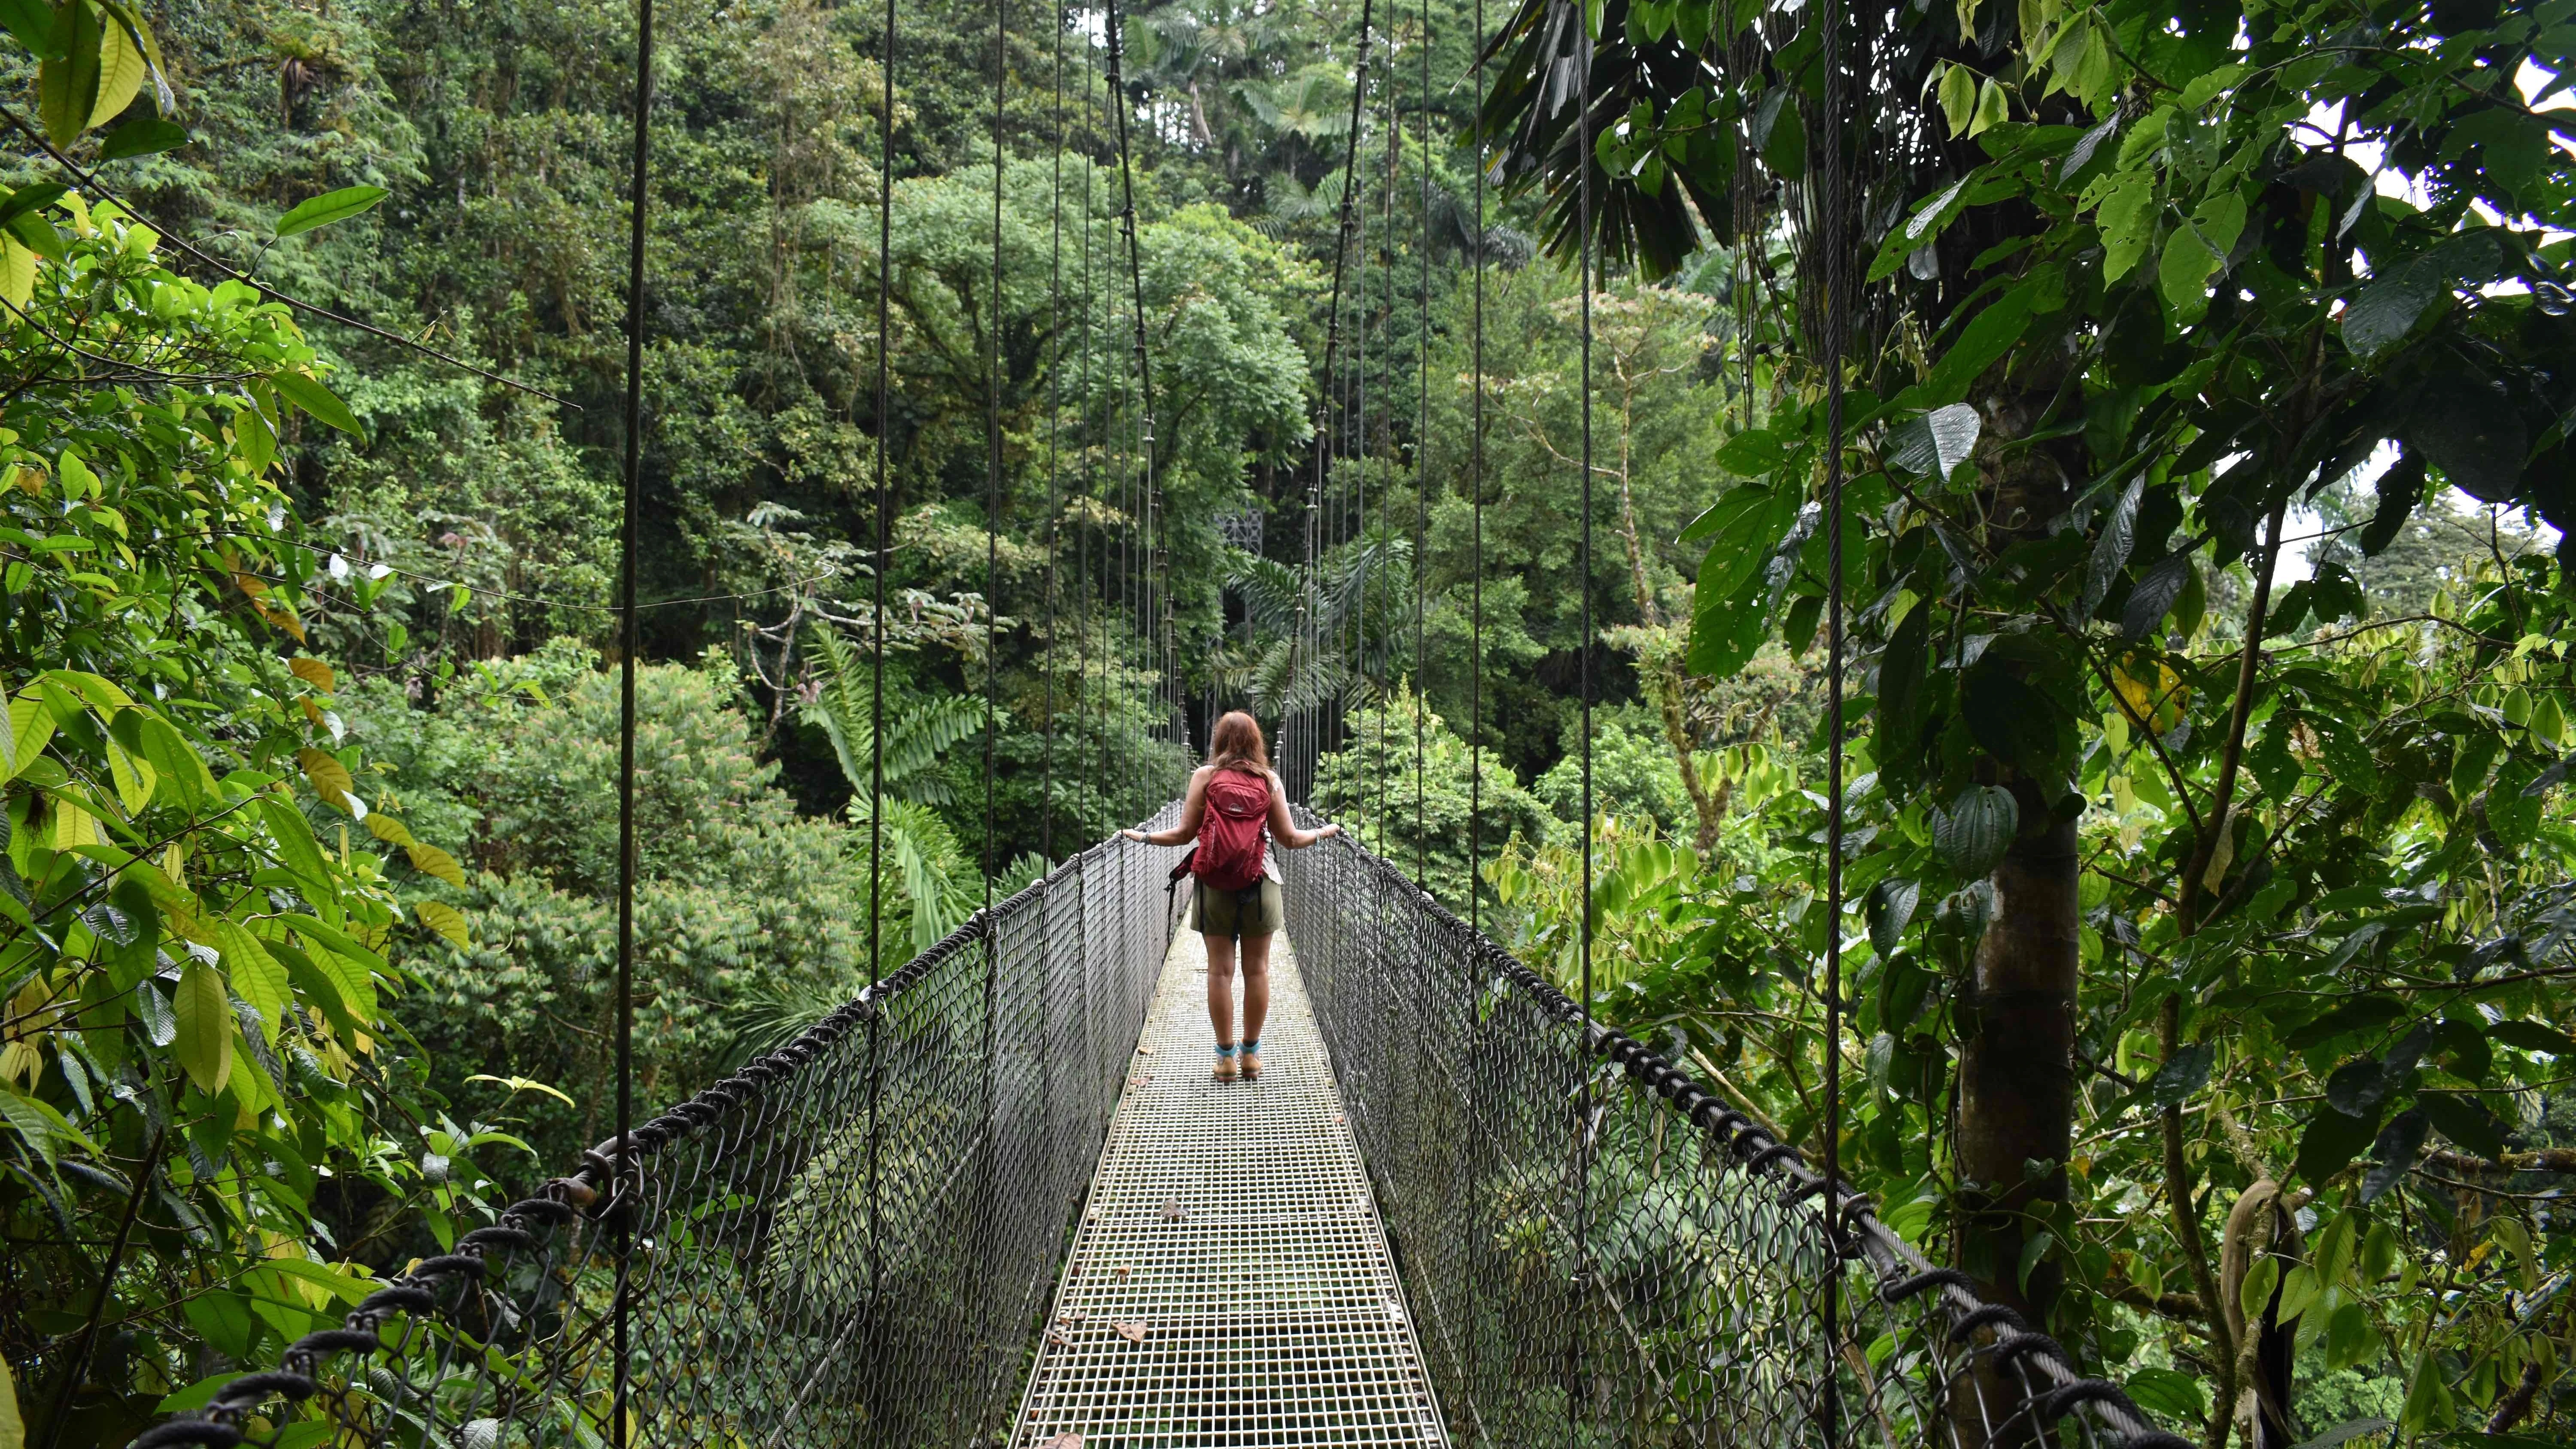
[[1192, 770, 1273, 891]]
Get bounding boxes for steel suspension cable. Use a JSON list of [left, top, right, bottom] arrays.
[[1308, 0, 1376, 802], [612, 1, 653, 1442], [1413, 0, 1430, 889], [1039, 0, 1065, 865], [984, 0, 1007, 907], [869, 0, 898, 986], [1101, 0, 1161, 783], [1468, 0, 1485, 933], [1572, 0, 1597, 1437], [1820, 0, 1855, 1431]]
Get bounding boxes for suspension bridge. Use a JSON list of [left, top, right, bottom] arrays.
[[122, 0, 2208, 1440], [127, 808, 2188, 1449]]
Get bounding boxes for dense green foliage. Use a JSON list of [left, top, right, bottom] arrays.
[[3, 0, 2570, 1443], [1481, 0, 2576, 1441]]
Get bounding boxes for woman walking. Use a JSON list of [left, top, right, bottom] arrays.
[[1122, 711, 1339, 1080]]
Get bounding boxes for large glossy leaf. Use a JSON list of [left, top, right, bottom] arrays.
[[1934, 785, 2017, 879], [2360, 1109, 2427, 1203], [2293, 1098, 2381, 1185], [2415, 1091, 2506, 1158], [35, 0, 103, 143], [173, 955, 232, 1092], [273, 185, 390, 238], [270, 370, 364, 436]]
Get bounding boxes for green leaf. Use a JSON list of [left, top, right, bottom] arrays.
[[269, 371, 364, 437], [1969, 77, 2008, 138], [2358, 452, 2425, 555], [2488, 1018, 2576, 1056], [215, 918, 290, 1042], [1922, 287, 2034, 405], [0, 0, 58, 58], [1934, 784, 2017, 879], [2142, 1042, 2213, 1109], [2399, 1345, 2454, 1436], [2083, 475, 2144, 618], [2360, 1109, 2427, 1203], [2121, 554, 2192, 640], [36, 0, 103, 144], [1875, 599, 1935, 772], [1939, 64, 1978, 139], [2158, 225, 2219, 316], [95, 112, 185, 161], [0, 184, 68, 231], [1888, 404, 1981, 478], [2238, 1253, 2280, 1326], [256, 797, 331, 887], [2415, 1091, 2506, 1158], [2294, 1098, 2381, 1185], [2124, 1367, 2205, 1426], [173, 955, 232, 1093], [273, 184, 389, 237], [2096, 176, 2156, 281], [1866, 878, 1920, 956]]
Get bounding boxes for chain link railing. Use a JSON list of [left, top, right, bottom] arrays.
[[1279, 818, 2193, 1449], [131, 813, 1183, 1449]]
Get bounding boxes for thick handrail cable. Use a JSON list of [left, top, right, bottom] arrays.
[[612, 2, 654, 1445]]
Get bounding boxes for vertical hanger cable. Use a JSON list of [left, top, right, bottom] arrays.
[[612, 3, 653, 1443]]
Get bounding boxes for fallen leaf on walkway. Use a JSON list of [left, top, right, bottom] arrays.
[[1135, 1047, 1151, 1056], [1041, 1434, 1085, 1449], [1160, 1197, 1186, 1221], [1114, 1321, 1148, 1343], [1334, 1112, 1346, 1124], [1112, 1265, 1131, 1278], [1047, 1326, 1072, 1346]]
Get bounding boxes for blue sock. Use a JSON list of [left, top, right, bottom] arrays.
[[1240, 1037, 1260, 1055], [1215, 1042, 1236, 1058]]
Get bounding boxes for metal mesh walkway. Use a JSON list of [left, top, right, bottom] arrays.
[[1012, 927, 1449, 1448]]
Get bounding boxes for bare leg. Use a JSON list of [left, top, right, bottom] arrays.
[[1238, 932, 1273, 1048], [1203, 933, 1237, 1047]]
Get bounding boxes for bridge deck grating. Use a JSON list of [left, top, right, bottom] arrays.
[[1011, 928, 1448, 1448]]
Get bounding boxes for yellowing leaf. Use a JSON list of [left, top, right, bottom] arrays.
[[2, 1344, 24, 1449], [174, 955, 232, 1094], [415, 900, 470, 948], [7, 695, 55, 781], [87, 8, 146, 131], [365, 813, 417, 848], [0, 237, 33, 309], [215, 918, 289, 1042], [105, 735, 155, 814], [297, 747, 355, 810], [50, 799, 98, 850], [288, 657, 337, 693], [405, 842, 466, 888]]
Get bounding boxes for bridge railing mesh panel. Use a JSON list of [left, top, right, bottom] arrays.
[[1278, 821, 2189, 1449], [132, 815, 1181, 1449]]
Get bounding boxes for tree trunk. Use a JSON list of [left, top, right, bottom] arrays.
[[1956, 773, 2078, 1319]]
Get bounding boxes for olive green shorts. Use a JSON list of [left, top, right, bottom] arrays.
[[1192, 878, 1283, 939]]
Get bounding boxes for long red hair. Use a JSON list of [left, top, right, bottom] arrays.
[[1206, 711, 1273, 778]]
